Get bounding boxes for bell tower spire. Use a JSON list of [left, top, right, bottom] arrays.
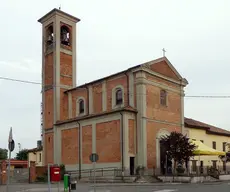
[[38, 8, 80, 165]]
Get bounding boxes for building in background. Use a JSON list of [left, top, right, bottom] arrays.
[[38, 8, 188, 174], [27, 140, 43, 167], [2, 160, 28, 170], [184, 117, 230, 172]]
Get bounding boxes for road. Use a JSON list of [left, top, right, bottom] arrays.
[[0, 182, 230, 192]]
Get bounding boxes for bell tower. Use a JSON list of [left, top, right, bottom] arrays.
[[38, 9, 80, 165]]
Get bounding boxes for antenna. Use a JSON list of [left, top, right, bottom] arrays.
[[59, 4, 61, 10]]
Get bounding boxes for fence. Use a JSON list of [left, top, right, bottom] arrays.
[[151, 165, 230, 177], [9, 168, 29, 184], [68, 167, 122, 180]]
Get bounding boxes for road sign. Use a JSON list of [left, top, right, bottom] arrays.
[[8, 139, 15, 152], [89, 153, 99, 163]]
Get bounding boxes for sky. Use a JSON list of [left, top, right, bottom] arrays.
[[0, 0, 230, 157]]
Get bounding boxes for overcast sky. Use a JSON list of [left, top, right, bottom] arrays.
[[0, 0, 230, 156]]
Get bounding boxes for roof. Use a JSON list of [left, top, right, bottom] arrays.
[[55, 106, 137, 125], [65, 56, 187, 93], [27, 147, 43, 153], [38, 8, 80, 23], [184, 117, 230, 136], [65, 64, 141, 92], [0, 159, 28, 165]]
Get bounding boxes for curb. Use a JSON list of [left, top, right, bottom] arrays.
[[90, 182, 183, 187]]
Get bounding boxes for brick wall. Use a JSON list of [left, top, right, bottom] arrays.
[[61, 128, 79, 164], [92, 83, 103, 113], [106, 76, 128, 111], [45, 133, 54, 164], [96, 120, 121, 163], [82, 125, 92, 164], [60, 52, 73, 86], [128, 119, 135, 154], [71, 89, 88, 117]]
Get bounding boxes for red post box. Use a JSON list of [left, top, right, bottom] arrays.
[[50, 166, 61, 182]]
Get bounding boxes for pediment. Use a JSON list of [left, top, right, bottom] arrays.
[[144, 57, 183, 81]]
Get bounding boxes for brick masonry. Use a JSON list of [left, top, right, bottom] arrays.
[[96, 120, 121, 163], [82, 125, 92, 164], [29, 161, 36, 183], [45, 133, 54, 164], [61, 128, 78, 164], [128, 119, 135, 154], [0, 160, 7, 184], [93, 83, 103, 113]]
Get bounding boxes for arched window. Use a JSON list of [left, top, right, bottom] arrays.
[[46, 25, 53, 46], [160, 90, 167, 106], [115, 89, 123, 105], [60, 25, 70, 46], [79, 99, 84, 114]]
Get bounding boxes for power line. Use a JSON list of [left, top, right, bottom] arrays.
[[0, 76, 40, 85], [1, 75, 230, 98], [186, 96, 230, 98]]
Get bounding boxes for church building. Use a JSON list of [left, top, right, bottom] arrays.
[[38, 8, 188, 175]]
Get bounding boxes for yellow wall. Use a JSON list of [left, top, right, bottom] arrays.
[[28, 150, 43, 167], [185, 127, 230, 167]]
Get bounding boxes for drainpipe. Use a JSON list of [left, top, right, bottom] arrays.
[[124, 72, 130, 107], [76, 121, 81, 180], [120, 112, 124, 177]]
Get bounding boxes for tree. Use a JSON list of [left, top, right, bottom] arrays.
[[160, 131, 197, 169], [0, 148, 8, 160], [16, 149, 28, 160]]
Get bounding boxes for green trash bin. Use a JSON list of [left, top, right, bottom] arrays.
[[64, 174, 69, 191]]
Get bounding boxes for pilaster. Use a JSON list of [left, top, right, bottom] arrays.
[[68, 92, 72, 118], [128, 73, 134, 107], [92, 123, 96, 153], [181, 87, 185, 134], [123, 113, 129, 169], [136, 71, 147, 167], [102, 81, 107, 111], [89, 86, 94, 114]]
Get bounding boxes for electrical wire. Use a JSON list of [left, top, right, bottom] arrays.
[[0, 75, 230, 98]]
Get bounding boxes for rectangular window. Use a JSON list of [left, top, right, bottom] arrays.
[[223, 161, 226, 171], [212, 160, 217, 168], [200, 161, 204, 174], [160, 90, 167, 106], [212, 141, 216, 149], [192, 160, 197, 172], [223, 142, 226, 152], [39, 153, 42, 162]]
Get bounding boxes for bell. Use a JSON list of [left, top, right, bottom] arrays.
[[61, 29, 70, 45], [47, 35, 53, 44]]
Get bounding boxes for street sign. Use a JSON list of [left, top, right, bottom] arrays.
[[89, 153, 99, 162], [8, 139, 15, 152]]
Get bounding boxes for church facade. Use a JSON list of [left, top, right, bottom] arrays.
[[38, 8, 188, 174]]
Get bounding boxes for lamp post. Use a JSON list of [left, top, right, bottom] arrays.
[[18, 143, 21, 152]]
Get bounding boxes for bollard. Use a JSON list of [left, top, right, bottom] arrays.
[[64, 174, 69, 192]]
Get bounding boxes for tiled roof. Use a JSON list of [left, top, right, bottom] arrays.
[[27, 147, 43, 153], [184, 117, 230, 136]]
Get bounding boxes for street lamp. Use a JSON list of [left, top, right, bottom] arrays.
[[18, 143, 21, 152]]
